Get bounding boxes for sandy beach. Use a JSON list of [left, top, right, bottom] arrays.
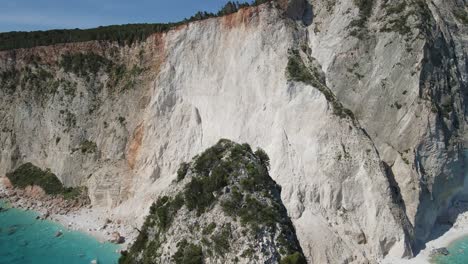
[[0, 178, 138, 250]]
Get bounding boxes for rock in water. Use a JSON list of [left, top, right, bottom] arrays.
[[120, 140, 306, 264], [431, 247, 450, 256], [55, 230, 63, 237]]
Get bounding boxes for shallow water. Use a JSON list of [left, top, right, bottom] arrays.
[[432, 236, 468, 264], [0, 201, 120, 264]]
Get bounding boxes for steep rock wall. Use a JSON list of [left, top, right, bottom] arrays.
[[0, 0, 466, 263]]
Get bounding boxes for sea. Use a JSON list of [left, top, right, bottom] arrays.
[[0, 201, 120, 264], [432, 236, 468, 264], [434, 149, 468, 264]]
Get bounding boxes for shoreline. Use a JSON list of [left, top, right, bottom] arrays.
[[383, 210, 468, 263], [0, 177, 138, 251]]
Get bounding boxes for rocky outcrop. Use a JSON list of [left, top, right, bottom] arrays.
[[0, 0, 466, 263], [120, 140, 306, 264]]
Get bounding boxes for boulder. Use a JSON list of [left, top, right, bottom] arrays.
[[55, 230, 63, 237], [109, 231, 125, 244], [430, 247, 450, 256]]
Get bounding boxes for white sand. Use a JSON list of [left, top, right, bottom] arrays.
[[0, 180, 138, 250], [52, 207, 139, 249]]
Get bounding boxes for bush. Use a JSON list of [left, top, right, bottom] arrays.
[[5, 163, 84, 199], [173, 240, 203, 264], [286, 49, 355, 120], [150, 194, 184, 230], [280, 252, 307, 264], [60, 53, 112, 77], [0, 69, 20, 93], [202, 222, 217, 235], [6, 163, 63, 194], [454, 8, 468, 24], [254, 148, 270, 169], [80, 140, 97, 154], [210, 225, 231, 256], [177, 162, 190, 182]]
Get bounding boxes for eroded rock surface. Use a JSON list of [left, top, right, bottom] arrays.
[[0, 0, 466, 263]]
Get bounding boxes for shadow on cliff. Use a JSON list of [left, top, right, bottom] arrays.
[[412, 149, 468, 255]]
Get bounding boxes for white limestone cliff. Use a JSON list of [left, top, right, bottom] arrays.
[[0, 0, 466, 263]]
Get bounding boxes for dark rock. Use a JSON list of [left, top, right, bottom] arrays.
[[55, 230, 63, 237], [431, 247, 449, 256]]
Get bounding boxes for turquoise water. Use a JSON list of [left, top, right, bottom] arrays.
[[0, 201, 120, 264], [433, 236, 468, 264]]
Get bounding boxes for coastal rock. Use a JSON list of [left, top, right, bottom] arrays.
[[109, 231, 124, 244], [430, 247, 450, 256], [120, 140, 306, 263], [0, 0, 466, 263], [55, 230, 63, 237]]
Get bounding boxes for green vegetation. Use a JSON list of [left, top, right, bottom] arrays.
[[60, 52, 112, 77], [202, 222, 217, 235], [380, 0, 433, 35], [62, 186, 88, 200], [0, 69, 20, 93], [349, 0, 374, 38], [79, 140, 98, 154], [280, 252, 307, 264], [177, 162, 190, 182], [210, 224, 231, 256], [454, 8, 468, 24], [172, 240, 203, 264], [6, 163, 84, 199], [0, 1, 272, 51], [121, 139, 305, 263], [6, 163, 63, 194], [149, 194, 184, 230], [59, 52, 141, 91], [286, 49, 355, 120]]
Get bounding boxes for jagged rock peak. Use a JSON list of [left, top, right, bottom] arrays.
[[120, 139, 306, 264]]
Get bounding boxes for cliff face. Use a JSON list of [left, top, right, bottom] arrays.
[[0, 0, 466, 263]]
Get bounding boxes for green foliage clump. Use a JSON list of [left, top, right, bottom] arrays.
[[62, 186, 87, 200], [254, 148, 270, 169], [172, 240, 203, 264], [149, 194, 185, 230], [6, 163, 84, 198], [349, 0, 374, 37], [454, 8, 468, 24], [202, 222, 217, 235], [286, 49, 355, 120], [280, 252, 307, 264], [80, 140, 97, 154], [19, 67, 58, 96], [60, 52, 112, 77], [177, 162, 190, 182], [0, 69, 20, 93], [210, 225, 231, 256], [6, 163, 63, 194]]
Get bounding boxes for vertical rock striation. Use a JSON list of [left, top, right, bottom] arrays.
[[0, 0, 466, 263]]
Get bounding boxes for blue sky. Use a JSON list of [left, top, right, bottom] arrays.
[[0, 0, 233, 32]]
